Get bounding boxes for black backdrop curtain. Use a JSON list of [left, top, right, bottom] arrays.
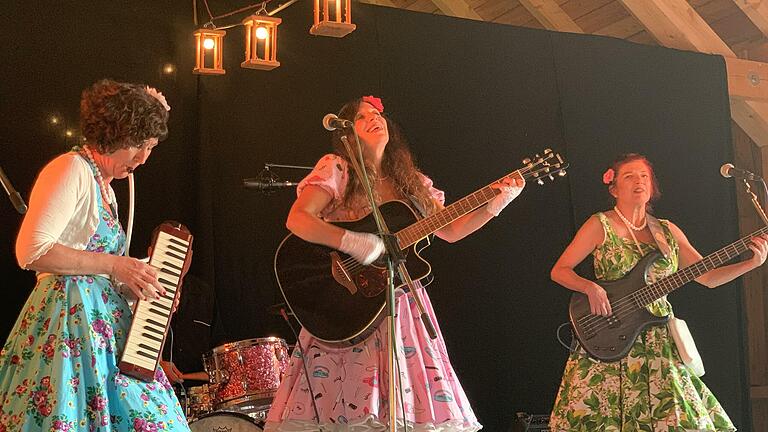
[[0, 1, 750, 430]]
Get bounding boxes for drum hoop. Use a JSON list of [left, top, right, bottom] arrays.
[[192, 409, 259, 423], [209, 337, 288, 354]]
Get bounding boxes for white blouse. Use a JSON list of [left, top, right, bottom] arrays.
[[16, 152, 116, 270]]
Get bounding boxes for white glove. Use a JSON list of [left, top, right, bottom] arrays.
[[485, 180, 524, 217], [339, 230, 385, 265]]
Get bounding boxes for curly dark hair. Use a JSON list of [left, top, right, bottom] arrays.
[[80, 79, 169, 153], [331, 98, 439, 216]]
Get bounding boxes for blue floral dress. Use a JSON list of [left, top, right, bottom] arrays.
[[0, 172, 189, 431]]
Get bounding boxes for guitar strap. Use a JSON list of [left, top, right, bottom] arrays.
[[646, 213, 672, 260]]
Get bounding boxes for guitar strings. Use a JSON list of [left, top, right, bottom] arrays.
[[576, 239, 753, 335], [336, 162, 559, 274]]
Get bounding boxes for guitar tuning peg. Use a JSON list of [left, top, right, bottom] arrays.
[[558, 170, 567, 177], [537, 178, 544, 185], [522, 158, 531, 165], [548, 174, 554, 181], [544, 148, 552, 154]]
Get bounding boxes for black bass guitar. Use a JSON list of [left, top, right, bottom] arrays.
[[275, 149, 568, 345], [570, 224, 768, 362]]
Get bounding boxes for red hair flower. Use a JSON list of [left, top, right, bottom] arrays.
[[362, 95, 384, 113], [602, 168, 615, 185]]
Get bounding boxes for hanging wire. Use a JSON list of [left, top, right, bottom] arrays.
[[213, 1, 271, 20], [202, 0, 215, 21], [193, 0, 297, 30]]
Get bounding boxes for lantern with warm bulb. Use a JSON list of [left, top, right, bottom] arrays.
[[310, 0, 356, 37], [193, 28, 226, 75]]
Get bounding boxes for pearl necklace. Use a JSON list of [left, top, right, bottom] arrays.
[[613, 206, 647, 231], [81, 145, 114, 206]]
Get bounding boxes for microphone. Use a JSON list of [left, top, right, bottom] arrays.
[[0, 166, 27, 214], [322, 113, 353, 131], [242, 178, 299, 190], [720, 163, 761, 181]]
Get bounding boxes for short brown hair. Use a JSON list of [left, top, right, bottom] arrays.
[[80, 79, 169, 153]]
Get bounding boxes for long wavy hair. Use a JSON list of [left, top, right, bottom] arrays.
[[331, 98, 439, 216]]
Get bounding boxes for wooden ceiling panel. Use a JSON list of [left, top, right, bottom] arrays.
[[626, 30, 654, 45], [709, 10, 763, 47], [593, 15, 644, 39], [732, 38, 768, 62], [476, 0, 521, 22], [466, 0, 496, 9], [493, 4, 537, 25], [522, 16, 546, 28], [561, 0, 613, 20], [391, 0, 422, 9], [575, 1, 631, 33], [691, 0, 737, 23], [407, 0, 441, 13], [518, 0, 582, 32]]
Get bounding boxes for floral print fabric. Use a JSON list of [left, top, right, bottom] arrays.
[[0, 179, 188, 431], [549, 213, 735, 432]]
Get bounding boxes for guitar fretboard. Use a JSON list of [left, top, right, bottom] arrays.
[[631, 225, 768, 308], [395, 170, 525, 248]]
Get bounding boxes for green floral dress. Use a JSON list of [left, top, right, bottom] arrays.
[[549, 212, 736, 432]]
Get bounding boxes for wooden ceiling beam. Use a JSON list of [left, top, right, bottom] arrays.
[[734, 0, 768, 38], [618, 0, 734, 56], [429, 0, 483, 20], [518, 0, 584, 33], [726, 57, 768, 101], [619, 0, 768, 147]]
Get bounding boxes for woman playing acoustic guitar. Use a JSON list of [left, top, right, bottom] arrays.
[[549, 153, 768, 432], [265, 96, 524, 431]]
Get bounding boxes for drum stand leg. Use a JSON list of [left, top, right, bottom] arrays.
[[279, 308, 323, 429]]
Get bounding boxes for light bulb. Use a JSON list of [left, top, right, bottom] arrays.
[[162, 63, 176, 74], [203, 38, 215, 50], [50, 116, 59, 125], [255, 26, 269, 40], [65, 130, 73, 137]]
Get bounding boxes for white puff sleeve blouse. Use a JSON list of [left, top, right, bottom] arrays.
[[16, 152, 109, 270]]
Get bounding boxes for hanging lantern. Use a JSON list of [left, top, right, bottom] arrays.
[[193, 29, 226, 75], [241, 15, 282, 70], [310, 0, 356, 38]]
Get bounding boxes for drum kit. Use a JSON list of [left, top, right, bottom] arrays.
[[181, 336, 290, 431]]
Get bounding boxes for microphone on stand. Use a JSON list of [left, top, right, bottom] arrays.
[[720, 163, 761, 181], [322, 113, 353, 131], [0, 165, 27, 214], [242, 178, 299, 191]]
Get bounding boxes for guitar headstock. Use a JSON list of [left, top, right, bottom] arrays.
[[520, 149, 568, 185]]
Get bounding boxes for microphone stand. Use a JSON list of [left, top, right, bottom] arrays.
[[740, 178, 768, 225], [0, 165, 27, 214], [340, 132, 436, 432]]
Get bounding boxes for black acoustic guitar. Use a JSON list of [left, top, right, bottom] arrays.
[[275, 149, 567, 345], [570, 224, 768, 362]]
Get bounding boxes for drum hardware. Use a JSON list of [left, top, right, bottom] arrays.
[[188, 410, 265, 431], [202, 337, 289, 410]]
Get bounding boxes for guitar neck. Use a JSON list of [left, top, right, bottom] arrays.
[[638, 225, 768, 306], [395, 170, 524, 249]]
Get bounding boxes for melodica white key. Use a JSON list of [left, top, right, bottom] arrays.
[[119, 222, 193, 381]]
